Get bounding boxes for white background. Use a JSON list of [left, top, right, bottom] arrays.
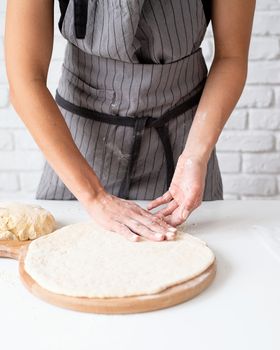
[[0, 0, 280, 199], [1, 199, 280, 350]]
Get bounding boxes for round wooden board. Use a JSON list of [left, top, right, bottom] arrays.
[[18, 245, 217, 314], [0, 240, 30, 259]]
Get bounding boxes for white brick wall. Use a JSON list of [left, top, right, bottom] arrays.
[[0, 0, 280, 200]]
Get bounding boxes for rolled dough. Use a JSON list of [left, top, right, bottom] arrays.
[[24, 221, 215, 298], [0, 202, 56, 241]]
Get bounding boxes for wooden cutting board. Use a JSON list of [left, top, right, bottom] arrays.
[[0, 240, 216, 314]]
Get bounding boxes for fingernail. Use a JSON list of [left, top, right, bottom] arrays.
[[166, 231, 175, 239], [155, 233, 164, 239], [168, 227, 177, 232]]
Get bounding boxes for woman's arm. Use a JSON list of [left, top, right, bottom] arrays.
[[4, 0, 177, 241], [4, 0, 104, 205], [147, 0, 256, 225], [182, 0, 256, 162]]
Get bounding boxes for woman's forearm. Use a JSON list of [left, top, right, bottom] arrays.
[[10, 80, 105, 204], [182, 56, 248, 162]]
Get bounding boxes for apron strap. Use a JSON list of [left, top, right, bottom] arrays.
[[118, 117, 149, 199], [154, 125, 175, 190], [74, 0, 88, 39], [55, 78, 206, 199], [201, 0, 212, 26], [58, 0, 70, 33]]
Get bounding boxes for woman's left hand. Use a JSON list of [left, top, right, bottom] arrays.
[[146, 154, 208, 227]]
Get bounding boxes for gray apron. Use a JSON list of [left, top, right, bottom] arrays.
[[36, 0, 223, 201]]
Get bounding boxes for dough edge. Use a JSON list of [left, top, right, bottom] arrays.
[[24, 221, 215, 298]]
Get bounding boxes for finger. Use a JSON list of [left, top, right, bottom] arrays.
[[146, 191, 173, 210], [170, 206, 191, 226], [179, 205, 189, 222], [136, 207, 178, 233], [123, 218, 166, 242], [165, 214, 185, 227], [133, 213, 177, 240], [154, 199, 179, 217], [112, 221, 141, 242], [164, 206, 190, 227], [182, 186, 202, 214], [159, 214, 174, 226]]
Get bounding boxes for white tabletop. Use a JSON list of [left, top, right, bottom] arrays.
[[0, 197, 279, 350]]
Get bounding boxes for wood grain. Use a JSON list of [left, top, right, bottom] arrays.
[[0, 240, 30, 259]]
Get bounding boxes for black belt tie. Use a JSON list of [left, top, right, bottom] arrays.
[[55, 78, 206, 199], [74, 0, 89, 39]]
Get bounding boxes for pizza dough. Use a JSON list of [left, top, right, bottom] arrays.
[[24, 221, 215, 298], [0, 202, 56, 241]]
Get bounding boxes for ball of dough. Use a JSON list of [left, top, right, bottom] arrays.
[[0, 202, 56, 241]]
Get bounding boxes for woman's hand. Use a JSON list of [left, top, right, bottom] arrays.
[[82, 190, 178, 242], [146, 154, 208, 227]]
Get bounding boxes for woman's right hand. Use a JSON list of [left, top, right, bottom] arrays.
[[82, 190, 178, 242]]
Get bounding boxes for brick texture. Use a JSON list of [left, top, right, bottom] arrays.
[[0, 1, 280, 199]]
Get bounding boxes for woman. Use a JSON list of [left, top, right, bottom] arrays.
[[4, 0, 255, 241]]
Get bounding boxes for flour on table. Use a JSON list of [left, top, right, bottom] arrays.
[[0, 202, 56, 241], [24, 221, 215, 298]]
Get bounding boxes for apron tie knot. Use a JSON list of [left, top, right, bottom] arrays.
[[54, 78, 207, 199]]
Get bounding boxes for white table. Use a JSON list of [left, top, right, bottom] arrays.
[[0, 197, 279, 350]]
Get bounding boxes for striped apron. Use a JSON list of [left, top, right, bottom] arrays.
[[35, 0, 223, 201]]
